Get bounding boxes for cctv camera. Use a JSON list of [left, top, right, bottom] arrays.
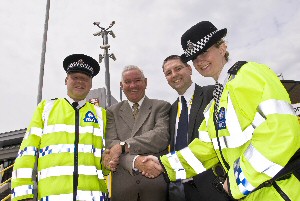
[[110, 53, 116, 61]]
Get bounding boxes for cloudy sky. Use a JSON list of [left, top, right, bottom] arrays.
[[0, 0, 299, 133]]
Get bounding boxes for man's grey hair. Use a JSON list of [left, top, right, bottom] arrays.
[[121, 65, 146, 81]]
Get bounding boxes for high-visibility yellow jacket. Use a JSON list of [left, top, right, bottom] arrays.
[[11, 98, 109, 201], [160, 62, 300, 200]]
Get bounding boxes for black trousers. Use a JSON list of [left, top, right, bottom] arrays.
[[168, 169, 229, 201]]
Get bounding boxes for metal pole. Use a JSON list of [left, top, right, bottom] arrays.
[[93, 21, 116, 107], [37, 0, 50, 105], [102, 32, 112, 107]]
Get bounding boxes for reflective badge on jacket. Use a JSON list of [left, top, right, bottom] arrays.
[[84, 111, 98, 123], [218, 107, 226, 130]]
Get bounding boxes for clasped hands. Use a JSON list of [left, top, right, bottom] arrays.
[[102, 144, 163, 178], [102, 144, 122, 172], [134, 155, 163, 178]]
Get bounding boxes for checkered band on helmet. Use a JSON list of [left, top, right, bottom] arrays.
[[184, 30, 217, 57], [67, 59, 94, 74]]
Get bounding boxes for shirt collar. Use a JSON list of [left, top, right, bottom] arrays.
[[217, 59, 235, 85], [179, 82, 195, 105], [65, 95, 86, 108], [128, 96, 145, 109]]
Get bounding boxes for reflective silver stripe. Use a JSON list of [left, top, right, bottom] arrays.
[[42, 99, 56, 127], [259, 99, 295, 116], [43, 124, 103, 137], [93, 127, 104, 137], [212, 137, 226, 150], [12, 185, 34, 198], [40, 190, 105, 201], [212, 95, 266, 150], [12, 168, 33, 179], [252, 112, 266, 128], [39, 144, 102, 158], [94, 105, 105, 137], [97, 169, 104, 180], [203, 101, 213, 127], [181, 148, 206, 174], [94, 148, 102, 158], [244, 144, 283, 177], [38, 165, 98, 180], [17, 146, 37, 158], [198, 131, 211, 143], [43, 124, 74, 134], [166, 152, 186, 180], [40, 144, 87, 155], [24, 127, 43, 139]]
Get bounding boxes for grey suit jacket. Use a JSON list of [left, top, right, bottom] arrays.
[[106, 96, 171, 200]]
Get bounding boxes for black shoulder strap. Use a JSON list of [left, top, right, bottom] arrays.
[[227, 61, 247, 75], [274, 149, 300, 181]]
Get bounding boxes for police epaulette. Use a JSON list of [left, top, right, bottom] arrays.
[[50, 98, 58, 100], [227, 61, 247, 75]]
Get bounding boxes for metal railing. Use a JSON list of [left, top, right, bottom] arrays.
[[0, 164, 13, 201]]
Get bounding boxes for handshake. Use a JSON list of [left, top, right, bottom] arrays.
[[102, 144, 163, 178]]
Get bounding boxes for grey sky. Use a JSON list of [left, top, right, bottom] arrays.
[[1, 0, 299, 133]]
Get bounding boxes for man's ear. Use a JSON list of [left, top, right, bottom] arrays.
[[65, 77, 68, 85]]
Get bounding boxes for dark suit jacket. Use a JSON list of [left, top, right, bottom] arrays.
[[106, 96, 171, 201], [169, 84, 226, 200], [169, 84, 213, 152]]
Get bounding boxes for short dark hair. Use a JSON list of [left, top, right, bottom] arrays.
[[162, 55, 189, 71]]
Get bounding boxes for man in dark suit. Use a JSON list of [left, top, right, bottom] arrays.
[[162, 55, 226, 201], [104, 65, 171, 201]]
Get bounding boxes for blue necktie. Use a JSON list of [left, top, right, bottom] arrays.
[[175, 96, 188, 151]]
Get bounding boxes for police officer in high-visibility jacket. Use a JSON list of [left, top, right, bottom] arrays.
[[11, 54, 109, 201], [143, 21, 300, 200]]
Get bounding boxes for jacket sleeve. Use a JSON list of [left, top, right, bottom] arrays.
[[11, 101, 46, 201], [226, 63, 300, 199], [160, 116, 219, 182]]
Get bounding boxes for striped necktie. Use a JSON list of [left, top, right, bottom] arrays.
[[132, 103, 139, 119], [213, 82, 224, 122]]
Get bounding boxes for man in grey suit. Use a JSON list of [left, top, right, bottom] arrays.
[[162, 55, 226, 201], [104, 65, 171, 201]]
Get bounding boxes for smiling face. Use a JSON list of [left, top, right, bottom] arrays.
[[120, 68, 147, 103], [192, 42, 227, 81], [163, 58, 192, 95], [65, 72, 92, 101]]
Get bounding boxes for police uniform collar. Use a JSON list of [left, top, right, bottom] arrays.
[[217, 60, 234, 86], [65, 96, 86, 108]]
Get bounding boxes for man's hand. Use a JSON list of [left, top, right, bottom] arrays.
[[223, 178, 229, 193], [110, 143, 122, 159], [102, 148, 120, 171], [134, 155, 163, 178]]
